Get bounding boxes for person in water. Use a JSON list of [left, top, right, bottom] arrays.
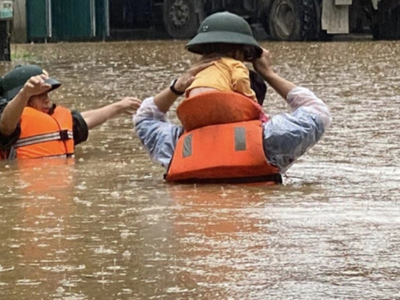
[[133, 47, 331, 183], [131, 11, 330, 184], [0, 64, 142, 159]]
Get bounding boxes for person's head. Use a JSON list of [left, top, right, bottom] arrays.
[[185, 11, 262, 61], [0, 65, 61, 112], [27, 90, 53, 113]]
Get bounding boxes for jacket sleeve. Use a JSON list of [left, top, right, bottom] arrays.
[[263, 87, 332, 173], [71, 109, 89, 146], [0, 98, 21, 151], [133, 97, 184, 169]]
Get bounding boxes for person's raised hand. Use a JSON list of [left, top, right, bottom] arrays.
[[21, 74, 52, 99], [252, 48, 274, 79], [117, 97, 142, 115]]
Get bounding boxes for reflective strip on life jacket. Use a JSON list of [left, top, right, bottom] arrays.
[[15, 106, 75, 159], [166, 120, 281, 183], [14, 131, 73, 148], [177, 91, 267, 132]]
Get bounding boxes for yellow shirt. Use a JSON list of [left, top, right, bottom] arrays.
[[186, 57, 257, 102]]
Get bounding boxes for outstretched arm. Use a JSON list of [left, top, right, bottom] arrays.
[[81, 97, 141, 130], [0, 74, 51, 136]]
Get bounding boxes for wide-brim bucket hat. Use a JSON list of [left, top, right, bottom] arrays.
[[1, 65, 61, 101], [186, 11, 262, 59]]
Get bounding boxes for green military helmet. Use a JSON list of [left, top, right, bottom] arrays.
[[186, 11, 262, 59], [0, 65, 61, 101]]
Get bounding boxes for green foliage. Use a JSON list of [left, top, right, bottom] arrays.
[[11, 50, 36, 61]]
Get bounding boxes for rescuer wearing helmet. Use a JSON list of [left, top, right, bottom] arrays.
[[133, 12, 331, 183], [0, 64, 142, 159]]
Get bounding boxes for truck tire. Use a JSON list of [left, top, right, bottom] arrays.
[[267, 0, 318, 41], [163, 0, 200, 39], [373, 0, 400, 40]]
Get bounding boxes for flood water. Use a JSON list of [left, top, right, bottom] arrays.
[[0, 39, 400, 299]]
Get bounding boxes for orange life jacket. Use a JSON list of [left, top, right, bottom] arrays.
[[167, 91, 281, 183], [177, 91, 267, 132], [12, 106, 74, 159]]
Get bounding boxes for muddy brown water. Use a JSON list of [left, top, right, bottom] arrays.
[[0, 40, 400, 299]]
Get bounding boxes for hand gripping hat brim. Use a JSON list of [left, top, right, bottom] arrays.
[[1, 65, 61, 101], [186, 11, 262, 59]]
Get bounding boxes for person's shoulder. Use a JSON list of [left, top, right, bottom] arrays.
[[69, 108, 83, 118]]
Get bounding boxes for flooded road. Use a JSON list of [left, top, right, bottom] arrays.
[[1, 40, 400, 299]]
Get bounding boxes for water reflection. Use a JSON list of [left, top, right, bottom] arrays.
[[0, 40, 400, 299], [0, 159, 82, 297]]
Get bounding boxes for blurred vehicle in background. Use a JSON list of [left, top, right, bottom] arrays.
[[24, 0, 400, 43]]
